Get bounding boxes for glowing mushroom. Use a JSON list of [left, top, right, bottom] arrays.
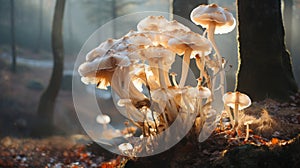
[[118, 143, 134, 155], [190, 4, 236, 63], [191, 4, 236, 93], [78, 52, 131, 89], [222, 92, 251, 130], [85, 38, 118, 62], [139, 45, 176, 89], [244, 120, 253, 141], [167, 30, 211, 88], [96, 114, 111, 129]]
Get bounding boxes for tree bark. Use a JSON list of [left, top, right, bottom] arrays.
[[236, 0, 298, 101], [10, 0, 16, 72], [36, 0, 66, 135]]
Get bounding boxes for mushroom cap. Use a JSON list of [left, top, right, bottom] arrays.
[[78, 51, 131, 89], [139, 45, 176, 68], [117, 99, 132, 107], [86, 38, 120, 62], [186, 86, 211, 99], [167, 29, 212, 56], [137, 15, 190, 32], [96, 114, 111, 124], [190, 3, 236, 34], [222, 92, 251, 110], [118, 143, 133, 151]]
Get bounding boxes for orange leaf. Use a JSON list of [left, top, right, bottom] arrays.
[[271, 138, 279, 145]]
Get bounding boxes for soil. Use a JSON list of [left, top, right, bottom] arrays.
[[0, 56, 299, 168]]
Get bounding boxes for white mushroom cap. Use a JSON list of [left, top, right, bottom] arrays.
[[167, 30, 212, 57], [137, 16, 190, 32], [190, 4, 236, 34], [198, 86, 212, 98], [244, 120, 253, 125], [86, 38, 118, 62], [222, 92, 252, 110], [96, 114, 111, 124], [118, 143, 133, 151], [78, 50, 131, 89], [117, 99, 132, 107], [187, 86, 211, 99], [139, 45, 176, 68], [123, 32, 153, 47]]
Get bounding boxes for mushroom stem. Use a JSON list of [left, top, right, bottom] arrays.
[[234, 103, 239, 130], [179, 48, 192, 88], [157, 59, 167, 89], [195, 55, 210, 88], [170, 72, 178, 88], [224, 105, 234, 127], [245, 123, 250, 141], [207, 23, 225, 95]]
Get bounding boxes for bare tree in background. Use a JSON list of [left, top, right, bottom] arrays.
[[236, 0, 298, 101], [36, 0, 66, 135], [10, 0, 16, 72], [284, 0, 293, 50]]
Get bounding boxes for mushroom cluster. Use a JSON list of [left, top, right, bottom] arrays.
[[78, 4, 239, 155]]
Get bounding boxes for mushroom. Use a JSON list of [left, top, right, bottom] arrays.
[[190, 3, 236, 93], [96, 114, 111, 129], [170, 72, 178, 88], [78, 50, 131, 90], [85, 38, 118, 62], [195, 54, 210, 88], [167, 30, 211, 88], [118, 142, 134, 155], [139, 45, 176, 89], [137, 16, 190, 47], [222, 92, 251, 130], [244, 120, 253, 141]]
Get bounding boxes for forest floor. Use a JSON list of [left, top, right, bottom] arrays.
[[0, 54, 300, 167]]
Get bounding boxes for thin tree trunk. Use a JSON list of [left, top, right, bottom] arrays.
[[236, 0, 298, 101], [283, 0, 293, 51], [36, 0, 66, 135], [10, 0, 16, 72]]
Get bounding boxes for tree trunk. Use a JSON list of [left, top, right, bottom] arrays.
[[283, 0, 293, 51], [236, 0, 298, 101], [10, 0, 16, 72], [36, 0, 66, 135]]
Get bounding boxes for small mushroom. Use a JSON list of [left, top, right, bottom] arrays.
[[170, 72, 178, 88], [244, 120, 253, 141], [96, 114, 111, 129], [222, 92, 251, 130], [118, 143, 134, 154], [167, 30, 211, 88]]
